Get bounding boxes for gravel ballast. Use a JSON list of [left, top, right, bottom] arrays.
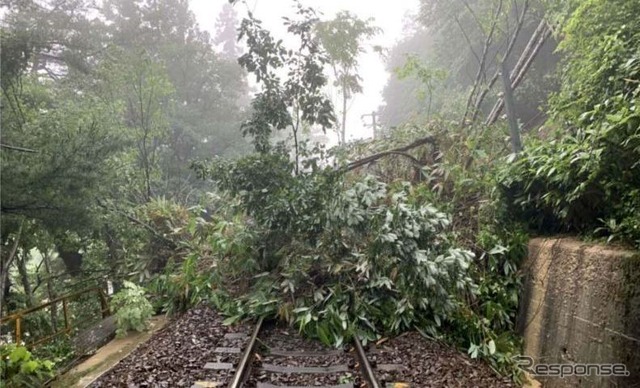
[[90, 306, 253, 387], [367, 332, 515, 387], [89, 308, 516, 388], [245, 326, 364, 387]]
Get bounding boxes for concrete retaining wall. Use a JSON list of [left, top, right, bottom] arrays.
[[518, 238, 640, 387]]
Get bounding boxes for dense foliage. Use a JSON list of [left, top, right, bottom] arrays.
[[111, 281, 154, 337], [188, 116, 527, 379], [182, 5, 531, 377], [207, 166, 475, 341], [0, 0, 249, 374], [0, 344, 54, 388], [499, 0, 640, 247]]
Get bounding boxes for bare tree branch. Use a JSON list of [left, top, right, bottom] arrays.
[[485, 21, 552, 125], [454, 15, 482, 67], [458, 0, 487, 37], [345, 135, 436, 171], [460, 0, 503, 127], [0, 143, 38, 153], [470, 0, 529, 123]]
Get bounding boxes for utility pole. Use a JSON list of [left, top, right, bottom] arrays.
[[501, 61, 522, 153], [362, 111, 378, 139]]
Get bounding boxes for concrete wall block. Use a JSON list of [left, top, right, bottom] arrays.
[[517, 238, 640, 388]]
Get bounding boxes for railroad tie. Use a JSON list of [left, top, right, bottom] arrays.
[[260, 364, 350, 374], [268, 348, 344, 357], [214, 346, 242, 354], [376, 364, 406, 372], [191, 381, 224, 388], [203, 362, 235, 370], [256, 383, 354, 388], [224, 332, 249, 339]]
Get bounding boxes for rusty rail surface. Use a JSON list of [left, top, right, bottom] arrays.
[[354, 336, 381, 388], [227, 320, 382, 388], [228, 317, 263, 388], [0, 287, 110, 347]]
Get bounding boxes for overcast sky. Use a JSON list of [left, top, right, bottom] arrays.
[[189, 0, 418, 143]]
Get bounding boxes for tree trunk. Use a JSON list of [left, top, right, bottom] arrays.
[[0, 221, 24, 319], [470, 1, 530, 124], [501, 61, 522, 153], [459, 0, 503, 127], [485, 21, 552, 125], [341, 79, 347, 144], [104, 225, 124, 293], [292, 107, 301, 175], [43, 252, 57, 332], [16, 253, 34, 307]]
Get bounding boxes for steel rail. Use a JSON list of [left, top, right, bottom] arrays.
[[228, 316, 264, 388], [353, 336, 381, 388]]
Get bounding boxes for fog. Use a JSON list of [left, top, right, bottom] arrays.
[[191, 0, 418, 142]]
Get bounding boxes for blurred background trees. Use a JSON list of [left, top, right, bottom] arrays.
[[1, 0, 249, 322], [379, 0, 558, 130]]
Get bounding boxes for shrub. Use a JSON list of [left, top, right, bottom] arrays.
[[497, 127, 640, 247], [111, 281, 154, 337], [501, 0, 640, 248], [0, 344, 54, 388], [147, 191, 264, 315], [196, 123, 528, 379], [212, 171, 476, 346]]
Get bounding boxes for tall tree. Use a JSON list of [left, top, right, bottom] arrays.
[[1, 4, 125, 312], [101, 0, 250, 198], [237, 4, 335, 174], [379, 0, 558, 128], [0, 0, 109, 78], [0, 74, 124, 236], [215, 3, 242, 59], [99, 51, 174, 202], [316, 12, 380, 144]]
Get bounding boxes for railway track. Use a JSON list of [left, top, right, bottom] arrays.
[[191, 317, 381, 388], [92, 306, 513, 387]]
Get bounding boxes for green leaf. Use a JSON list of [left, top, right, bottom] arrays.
[[223, 315, 241, 326], [488, 340, 496, 355], [9, 347, 29, 363], [20, 360, 39, 374], [488, 245, 508, 255]]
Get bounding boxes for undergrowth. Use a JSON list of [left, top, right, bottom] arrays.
[[157, 120, 529, 381], [146, 3, 640, 385], [111, 281, 154, 337], [0, 344, 54, 388], [498, 0, 640, 248]]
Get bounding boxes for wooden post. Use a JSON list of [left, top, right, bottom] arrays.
[[501, 61, 522, 153], [43, 252, 57, 333], [99, 289, 110, 318], [15, 316, 21, 344], [62, 298, 69, 332]]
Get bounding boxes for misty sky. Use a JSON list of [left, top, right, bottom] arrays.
[[190, 0, 418, 143]]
